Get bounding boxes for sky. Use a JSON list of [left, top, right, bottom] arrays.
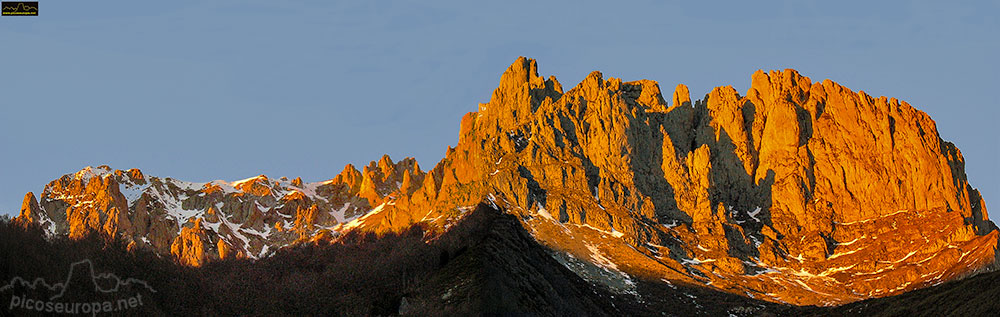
[[1, 1, 997, 221]]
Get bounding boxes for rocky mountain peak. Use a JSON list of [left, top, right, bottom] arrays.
[[14, 58, 997, 306], [16, 192, 43, 227], [478, 57, 563, 132], [671, 84, 691, 109], [438, 58, 997, 304]]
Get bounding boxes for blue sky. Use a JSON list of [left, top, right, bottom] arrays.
[[1, 1, 997, 221]]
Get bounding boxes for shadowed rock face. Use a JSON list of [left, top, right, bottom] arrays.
[[16, 57, 997, 305]]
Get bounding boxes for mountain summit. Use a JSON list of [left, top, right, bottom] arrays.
[[16, 57, 997, 305]]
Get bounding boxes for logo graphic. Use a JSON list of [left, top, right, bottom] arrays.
[[1, 1, 37, 16], [1, 259, 155, 314]]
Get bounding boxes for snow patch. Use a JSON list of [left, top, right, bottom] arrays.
[[682, 257, 715, 265], [170, 179, 206, 191], [836, 235, 865, 246], [486, 194, 500, 210], [887, 251, 918, 264], [577, 223, 625, 238], [584, 243, 638, 295], [338, 202, 389, 232], [827, 248, 860, 260], [299, 182, 329, 203], [662, 220, 681, 229], [73, 166, 113, 182], [230, 175, 267, 188], [819, 264, 857, 276], [536, 206, 556, 222], [747, 207, 762, 222], [119, 182, 150, 207], [586, 244, 618, 271], [331, 202, 352, 223]]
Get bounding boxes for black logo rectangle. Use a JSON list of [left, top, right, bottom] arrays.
[[2, 1, 38, 16]]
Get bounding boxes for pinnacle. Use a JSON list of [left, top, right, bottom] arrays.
[[500, 56, 540, 85], [672, 84, 691, 108]]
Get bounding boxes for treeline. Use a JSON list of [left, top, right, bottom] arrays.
[[0, 208, 495, 316]]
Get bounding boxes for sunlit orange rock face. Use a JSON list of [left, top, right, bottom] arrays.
[[16, 58, 997, 305], [171, 218, 208, 266], [13, 160, 423, 266], [432, 58, 997, 305]]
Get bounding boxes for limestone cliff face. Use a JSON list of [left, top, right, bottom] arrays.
[[422, 58, 997, 305], [14, 157, 421, 265], [171, 218, 208, 266], [15, 58, 997, 306]]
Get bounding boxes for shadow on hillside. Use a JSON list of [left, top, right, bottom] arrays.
[[0, 204, 808, 316]]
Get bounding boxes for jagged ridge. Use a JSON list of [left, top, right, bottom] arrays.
[[16, 57, 998, 305]]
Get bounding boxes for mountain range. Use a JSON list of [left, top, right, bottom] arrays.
[[11, 57, 998, 313]]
